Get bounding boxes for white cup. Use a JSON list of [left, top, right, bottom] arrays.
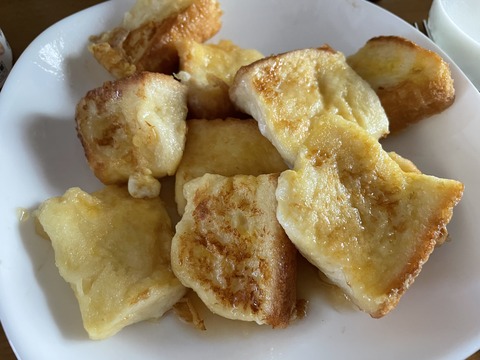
[[428, 0, 480, 90]]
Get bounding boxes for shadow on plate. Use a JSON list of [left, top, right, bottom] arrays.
[[23, 114, 100, 194], [17, 114, 101, 339], [63, 41, 114, 106], [18, 210, 87, 341]]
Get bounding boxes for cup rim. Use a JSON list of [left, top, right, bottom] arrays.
[[432, 0, 480, 48]]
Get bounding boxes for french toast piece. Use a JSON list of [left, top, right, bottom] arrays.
[[175, 118, 288, 214], [35, 186, 187, 339], [176, 39, 264, 119], [347, 36, 455, 133], [89, 0, 222, 78], [229, 46, 389, 166], [75, 71, 188, 198], [388, 151, 449, 246], [171, 173, 297, 328], [276, 115, 464, 318]]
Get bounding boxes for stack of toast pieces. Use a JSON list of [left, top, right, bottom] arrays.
[[35, 0, 463, 340]]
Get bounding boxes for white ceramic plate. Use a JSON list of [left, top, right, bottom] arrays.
[[1, 0, 480, 359]]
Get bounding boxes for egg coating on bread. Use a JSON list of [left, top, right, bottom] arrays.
[[229, 46, 389, 165], [35, 186, 187, 339], [175, 118, 288, 215], [75, 71, 187, 198], [89, 0, 223, 77], [276, 115, 463, 317], [171, 173, 297, 328], [347, 36, 455, 133]]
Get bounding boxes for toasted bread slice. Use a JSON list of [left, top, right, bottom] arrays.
[[276, 115, 464, 317], [347, 36, 455, 133], [176, 39, 264, 118], [388, 151, 449, 246], [229, 46, 389, 165], [75, 71, 187, 198], [89, 0, 222, 77], [35, 186, 187, 339], [171, 173, 297, 328], [175, 118, 288, 214]]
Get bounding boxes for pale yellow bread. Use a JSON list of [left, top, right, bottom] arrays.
[[89, 0, 222, 78], [388, 151, 449, 246], [176, 39, 264, 119], [229, 46, 389, 165], [388, 151, 421, 174], [35, 186, 187, 339], [175, 118, 288, 214], [276, 115, 464, 317], [171, 173, 297, 328], [75, 71, 187, 198], [347, 36, 455, 133]]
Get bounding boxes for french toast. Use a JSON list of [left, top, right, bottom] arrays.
[[35, 186, 187, 339], [229, 46, 389, 165], [75, 71, 188, 198], [347, 36, 455, 133], [176, 39, 264, 118], [171, 173, 297, 328], [275, 114, 464, 317], [175, 118, 288, 214], [89, 0, 222, 78], [388, 151, 449, 246]]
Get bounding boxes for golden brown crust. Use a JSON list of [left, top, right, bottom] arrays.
[[130, 0, 223, 74], [266, 225, 297, 327], [374, 194, 461, 318], [89, 0, 222, 77], [76, 76, 138, 184], [347, 36, 455, 133], [172, 173, 297, 328], [276, 115, 464, 317], [75, 71, 187, 192], [230, 46, 389, 166]]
